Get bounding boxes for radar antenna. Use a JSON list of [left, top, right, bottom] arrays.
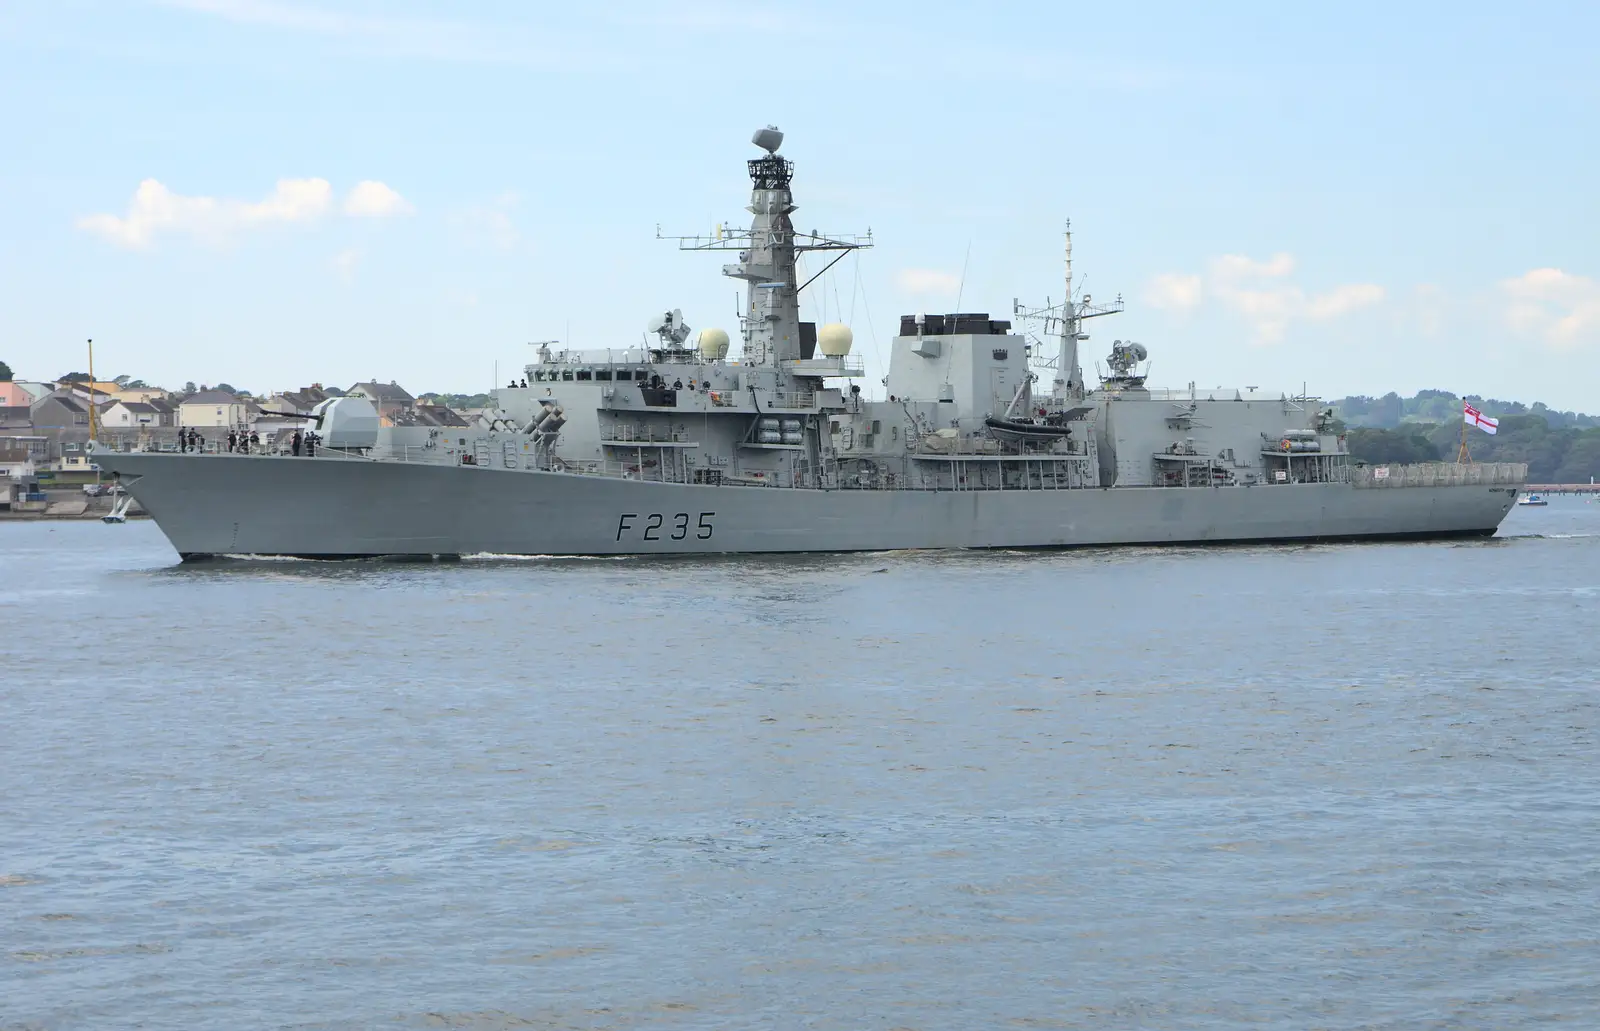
[[1012, 220, 1124, 399], [655, 126, 874, 366], [1106, 340, 1148, 377], [646, 309, 692, 347]]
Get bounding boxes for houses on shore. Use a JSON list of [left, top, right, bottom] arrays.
[[0, 375, 480, 472]]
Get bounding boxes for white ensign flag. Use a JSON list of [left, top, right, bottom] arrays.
[[1464, 401, 1498, 435]]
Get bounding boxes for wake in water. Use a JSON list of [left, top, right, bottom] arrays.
[[1498, 532, 1600, 540], [462, 553, 634, 562]]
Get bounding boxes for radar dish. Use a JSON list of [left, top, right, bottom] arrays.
[[1105, 340, 1147, 378], [649, 308, 692, 345], [752, 126, 784, 154]]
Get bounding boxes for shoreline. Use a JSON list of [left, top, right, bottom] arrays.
[[0, 511, 151, 521]]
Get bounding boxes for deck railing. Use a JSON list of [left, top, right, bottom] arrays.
[[602, 425, 691, 443], [1350, 461, 1527, 488]]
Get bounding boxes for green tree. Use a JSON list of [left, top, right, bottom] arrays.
[[1333, 391, 1600, 431], [424, 392, 491, 409], [0, 360, 12, 381], [59, 371, 91, 382], [1406, 389, 1460, 423], [1551, 434, 1600, 484], [1368, 393, 1404, 428], [1347, 428, 1441, 464]]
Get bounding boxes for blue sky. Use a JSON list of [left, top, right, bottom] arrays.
[[3, 1, 1597, 408]]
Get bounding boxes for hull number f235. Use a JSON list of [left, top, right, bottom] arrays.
[[616, 512, 715, 542]]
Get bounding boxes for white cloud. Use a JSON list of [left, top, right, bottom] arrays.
[[159, 0, 355, 33], [79, 177, 412, 248], [1306, 283, 1386, 320], [1215, 286, 1301, 343], [1212, 252, 1296, 280], [1410, 283, 1446, 337], [77, 177, 333, 248], [1144, 272, 1202, 310], [895, 268, 961, 295], [1144, 252, 1384, 343], [450, 192, 521, 250], [156, 0, 610, 69], [343, 180, 412, 217], [330, 248, 360, 284], [1502, 268, 1600, 350], [608, 1, 837, 36]]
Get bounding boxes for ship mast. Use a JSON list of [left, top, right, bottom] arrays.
[[658, 127, 870, 367], [737, 129, 800, 365], [1058, 224, 1079, 397], [1015, 221, 1123, 400]]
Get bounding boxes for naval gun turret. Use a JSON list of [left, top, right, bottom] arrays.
[[310, 396, 379, 450]]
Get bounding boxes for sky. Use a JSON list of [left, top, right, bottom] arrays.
[[3, 1, 1598, 409]]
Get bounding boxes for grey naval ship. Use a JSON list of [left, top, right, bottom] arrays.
[[90, 126, 1525, 559]]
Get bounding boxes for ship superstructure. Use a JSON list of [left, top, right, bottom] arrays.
[[88, 127, 1524, 558]]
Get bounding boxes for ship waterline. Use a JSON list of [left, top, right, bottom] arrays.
[[104, 451, 1521, 559]]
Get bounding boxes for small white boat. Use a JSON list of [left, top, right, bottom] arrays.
[[1517, 493, 1549, 507]]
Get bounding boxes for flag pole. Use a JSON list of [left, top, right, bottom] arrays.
[[1457, 395, 1472, 464]]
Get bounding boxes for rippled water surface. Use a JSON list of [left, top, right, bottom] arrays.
[[4, 503, 1599, 1029]]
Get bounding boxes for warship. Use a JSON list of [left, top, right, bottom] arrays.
[[89, 126, 1525, 559]]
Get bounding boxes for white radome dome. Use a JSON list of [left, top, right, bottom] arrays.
[[698, 327, 730, 360], [817, 322, 853, 357]]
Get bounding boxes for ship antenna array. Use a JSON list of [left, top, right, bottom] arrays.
[[1011, 223, 1126, 333], [656, 224, 875, 256], [1011, 222, 1126, 395]]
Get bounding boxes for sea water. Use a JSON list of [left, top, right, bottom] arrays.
[[3, 503, 1597, 1029]]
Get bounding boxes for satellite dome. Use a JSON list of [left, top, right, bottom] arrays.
[[817, 322, 853, 357], [698, 327, 730, 360], [752, 126, 784, 154]]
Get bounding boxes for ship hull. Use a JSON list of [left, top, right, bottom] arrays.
[[94, 452, 1520, 559]]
